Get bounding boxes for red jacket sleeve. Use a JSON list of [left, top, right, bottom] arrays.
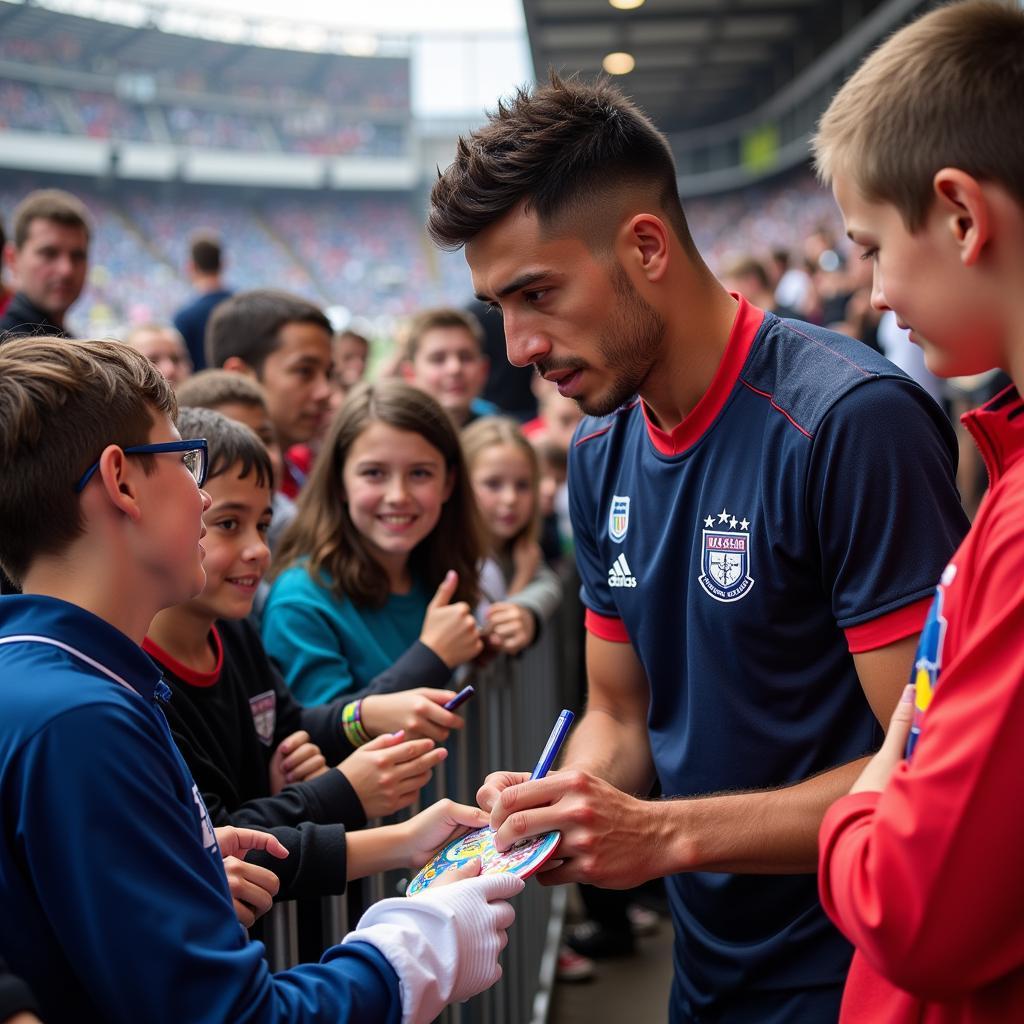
[[818, 487, 1024, 1001]]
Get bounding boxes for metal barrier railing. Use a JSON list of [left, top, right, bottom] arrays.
[[264, 569, 584, 1024]]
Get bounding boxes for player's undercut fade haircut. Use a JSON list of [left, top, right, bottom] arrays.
[[813, 0, 1024, 230], [428, 72, 693, 252]]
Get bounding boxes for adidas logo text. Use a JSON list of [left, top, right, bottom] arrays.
[[607, 553, 638, 588]]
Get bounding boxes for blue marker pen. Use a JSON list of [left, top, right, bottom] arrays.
[[444, 684, 476, 711], [530, 708, 575, 780]]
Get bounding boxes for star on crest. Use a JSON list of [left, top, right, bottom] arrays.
[[704, 515, 715, 528], [718, 508, 730, 524], [739, 518, 750, 531], [730, 516, 738, 529]]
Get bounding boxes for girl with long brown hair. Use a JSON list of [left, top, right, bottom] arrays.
[[262, 380, 483, 742]]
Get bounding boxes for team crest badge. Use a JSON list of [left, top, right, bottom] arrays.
[[608, 495, 630, 543], [698, 508, 754, 602], [249, 690, 276, 747]]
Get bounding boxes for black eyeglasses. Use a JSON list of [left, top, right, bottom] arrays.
[[74, 439, 209, 493]]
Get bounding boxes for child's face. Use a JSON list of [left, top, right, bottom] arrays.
[[135, 415, 210, 606], [342, 421, 453, 573], [215, 401, 284, 493], [833, 172, 1003, 377], [407, 328, 487, 424], [470, 443, 535, 543], [189, 467, 272, 621], [334, 336, 369, 388], [259, 322, 334, 448], [130, 329, 192, 389]]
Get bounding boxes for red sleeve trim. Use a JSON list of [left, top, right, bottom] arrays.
[[844, 596, 934, 654], [584, 609, 630, 643]]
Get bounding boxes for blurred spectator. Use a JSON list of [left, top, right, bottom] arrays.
[[770, 248, 814, 319], [333, 329, 370, 391], [0, 189, 90, 340], [522, 376, 583, 453], [720, 257, 799, 320], [402, 308, 489, 429], [206, 289, 333, 498], [173, 233, 233, 370], [124, 323, 193, 390]]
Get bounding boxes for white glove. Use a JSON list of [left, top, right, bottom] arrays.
[[344, 872, 524, 1024]]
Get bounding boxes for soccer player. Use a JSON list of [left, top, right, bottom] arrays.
[[429, 75, 970, 1021]]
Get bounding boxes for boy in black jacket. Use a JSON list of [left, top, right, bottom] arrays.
[[146, 407, 465, 901]]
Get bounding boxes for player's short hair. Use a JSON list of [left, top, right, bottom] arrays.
[[190, 234, 223, 274], [12, 189, 91, 248], [176, 406, 273, 490], [428, 72, 692, 253], [176, 368, 268, 412], [0, 338, 174, 584], [813, 1, 1024, 230], [205, 289, 331, 375], [405, 308, 484, 362]]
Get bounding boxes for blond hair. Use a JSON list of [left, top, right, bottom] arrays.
[[813, 1, 1024, 229], [461, 416, 541, 549]]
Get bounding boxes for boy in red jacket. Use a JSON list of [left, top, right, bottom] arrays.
[[812, 3, 1024, 1021]]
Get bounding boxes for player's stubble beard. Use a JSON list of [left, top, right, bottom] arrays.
[[534, 262, 666, 418], [581, 263, 666, 417]]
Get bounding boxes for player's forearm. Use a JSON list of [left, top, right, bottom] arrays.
[[562, 706, 656, 796], [660, 756, 869, 875]]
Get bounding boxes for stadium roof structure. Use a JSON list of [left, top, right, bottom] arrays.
[[0, 0, 410, 82], [523, 0, 898, 133]]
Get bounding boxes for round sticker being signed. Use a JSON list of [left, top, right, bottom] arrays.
[[406, 826, 560, 896]]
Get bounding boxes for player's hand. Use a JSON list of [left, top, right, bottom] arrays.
[[361, 688, 465, 745], [269, 730, 328, 794], [477, 769, 533, 814], [339, 731, 449, 818], [485, 769, 665, 889], [398, 798, 491, 870], [485, 602, 537, 655], [215, 826, 288, 928], [850, 684, 915, 794], [420, 570, 484, 668]]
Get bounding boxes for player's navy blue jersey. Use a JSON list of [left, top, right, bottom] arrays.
[[568, 297, 969, 1021]]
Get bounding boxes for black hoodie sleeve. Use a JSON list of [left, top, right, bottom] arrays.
[[243, 822, 349, 900]]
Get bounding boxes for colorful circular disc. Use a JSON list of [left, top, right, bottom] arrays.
[[406, 826, 561, 896]]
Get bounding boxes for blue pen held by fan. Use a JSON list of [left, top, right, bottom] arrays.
[[443, 684, 476, 711], [530, 709, 575, 780]]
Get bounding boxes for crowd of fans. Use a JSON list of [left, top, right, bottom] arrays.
[[0, 74, 409, 155], [0, 15, 410, 157]]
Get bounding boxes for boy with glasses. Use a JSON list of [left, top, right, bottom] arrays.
[[0, 337, 521, 1024]]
